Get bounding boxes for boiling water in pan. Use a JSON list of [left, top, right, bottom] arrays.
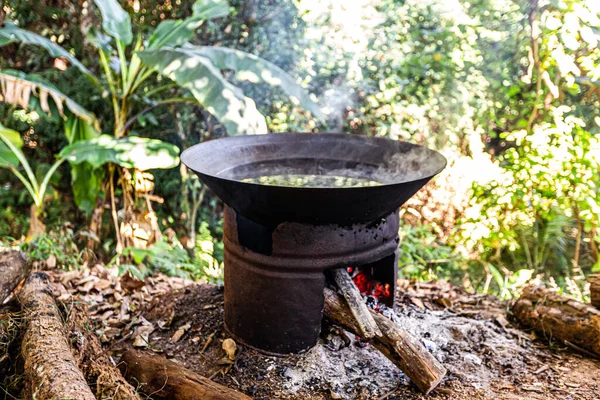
[[241, 174, 381, 188]]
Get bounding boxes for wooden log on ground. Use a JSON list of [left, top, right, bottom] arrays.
[[18, 272, 95, 400], [119, 349, 253, 400], [512, 285, 600, 356], [67, 304, 143, 400], [0, 250, 29, 304], [589, 274, 600, 309], [323, 287, 446, 394], [328, 267, 382, 339]]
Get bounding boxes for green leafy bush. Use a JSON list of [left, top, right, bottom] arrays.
[[116, 222, 223, 283], [463, 108, 600, 278], [398, 223, 465, 282], [19, 225, 84, 269]]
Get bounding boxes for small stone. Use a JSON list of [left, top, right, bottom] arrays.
[[421, 338, 438, 352], [463, 353, 482, 366]]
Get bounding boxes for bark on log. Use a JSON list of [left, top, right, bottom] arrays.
[[512, 285, 600, 356], [328, 268, 382, 339], [119, 349, 253, 400], [323, 287, 446, 394], [0, 250, 29, 304], [589, 274, 600, 309], [68, 304, 143, 400], [18, 272, 95, 400]]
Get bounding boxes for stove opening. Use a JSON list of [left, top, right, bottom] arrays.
[[347, 253, 397, 308]]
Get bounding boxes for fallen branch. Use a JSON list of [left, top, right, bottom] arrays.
[[68, 303, 143, 400], [119, 349, 253, 400], [328, 267, 382, 339], [18, 272, 95, 400], [0, 250, 29, 304], [512, 285, 600, 356], [323, 287, 446, 394]]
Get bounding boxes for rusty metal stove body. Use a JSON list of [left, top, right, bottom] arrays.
[[223, 206, 399, 354], [181, 133, 446, 355]]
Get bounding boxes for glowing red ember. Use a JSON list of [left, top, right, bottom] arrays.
[[347, 267, 392, 305]]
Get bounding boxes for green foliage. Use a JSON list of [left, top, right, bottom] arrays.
[[188, 45, 324, 119], [0, 124, 65, 211], [20, 225, 84, 269], [487, 264, 535, 300], [397, 223, 464, 282], [59, 135, 180, 170], [0, 70, 99, 128], [147, 0, 229, 49], [0, 125, 23, 167], [463, 109, 600, 276], [137, 46, 268, 134], [0, 21, 99, 86], [93, 0, 134, 45], [117, 224, 223, 282]]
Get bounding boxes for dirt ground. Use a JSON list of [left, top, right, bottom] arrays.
[[3, 266, 600, 399]]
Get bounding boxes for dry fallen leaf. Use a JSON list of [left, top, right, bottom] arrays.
[[46, 254, 56, 269], [223, 338, 237, 361], [171, 322, 191, 343], [79, 280, 96, 293], [411, 297, 425, 309], [95, 279, 113, 291], [133, 324, 155, 348], [521, 384, 544, 393], [120, 272, 145, 292]]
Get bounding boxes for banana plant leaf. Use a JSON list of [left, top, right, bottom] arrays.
[[64, 115, 104, 214], [183, 44, 323, 119], [0, 124, 23, 168], [0, 21, 98, 86], [92, 0, 133, 45], [71, 162, 105, 215], [59, 135, 180, 171], [0, 70, 100, 130], [148, 0, 230, 49], [138, 47, 267, 135]]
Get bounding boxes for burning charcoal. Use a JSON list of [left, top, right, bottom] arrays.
[[352, 270, 371, 295]]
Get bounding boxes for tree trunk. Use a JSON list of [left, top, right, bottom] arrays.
[[0, 250, 29, 304], [18, 272, 95, 400], [119, 349, 253, 400], [67, 303, 143, 400], [323, 287, 446, 394], [512, 285, 600, 356]]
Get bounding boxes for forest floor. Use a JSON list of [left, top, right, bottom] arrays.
[[8, 265, 599, 399]]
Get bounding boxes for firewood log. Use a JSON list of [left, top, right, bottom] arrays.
[[67, 303, 143, 400], [589, 274, 600, 309], [18, 272, 95, 400], [0, 250, 29, 304], [323, 287, 446, 394], [512, 285, 600, 356], [328, 267, 382, 339], [119, 349, 253, 400]]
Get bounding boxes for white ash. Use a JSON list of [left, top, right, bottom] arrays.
[[282, 336, 402, 399], [281, 305, 534, 399]]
